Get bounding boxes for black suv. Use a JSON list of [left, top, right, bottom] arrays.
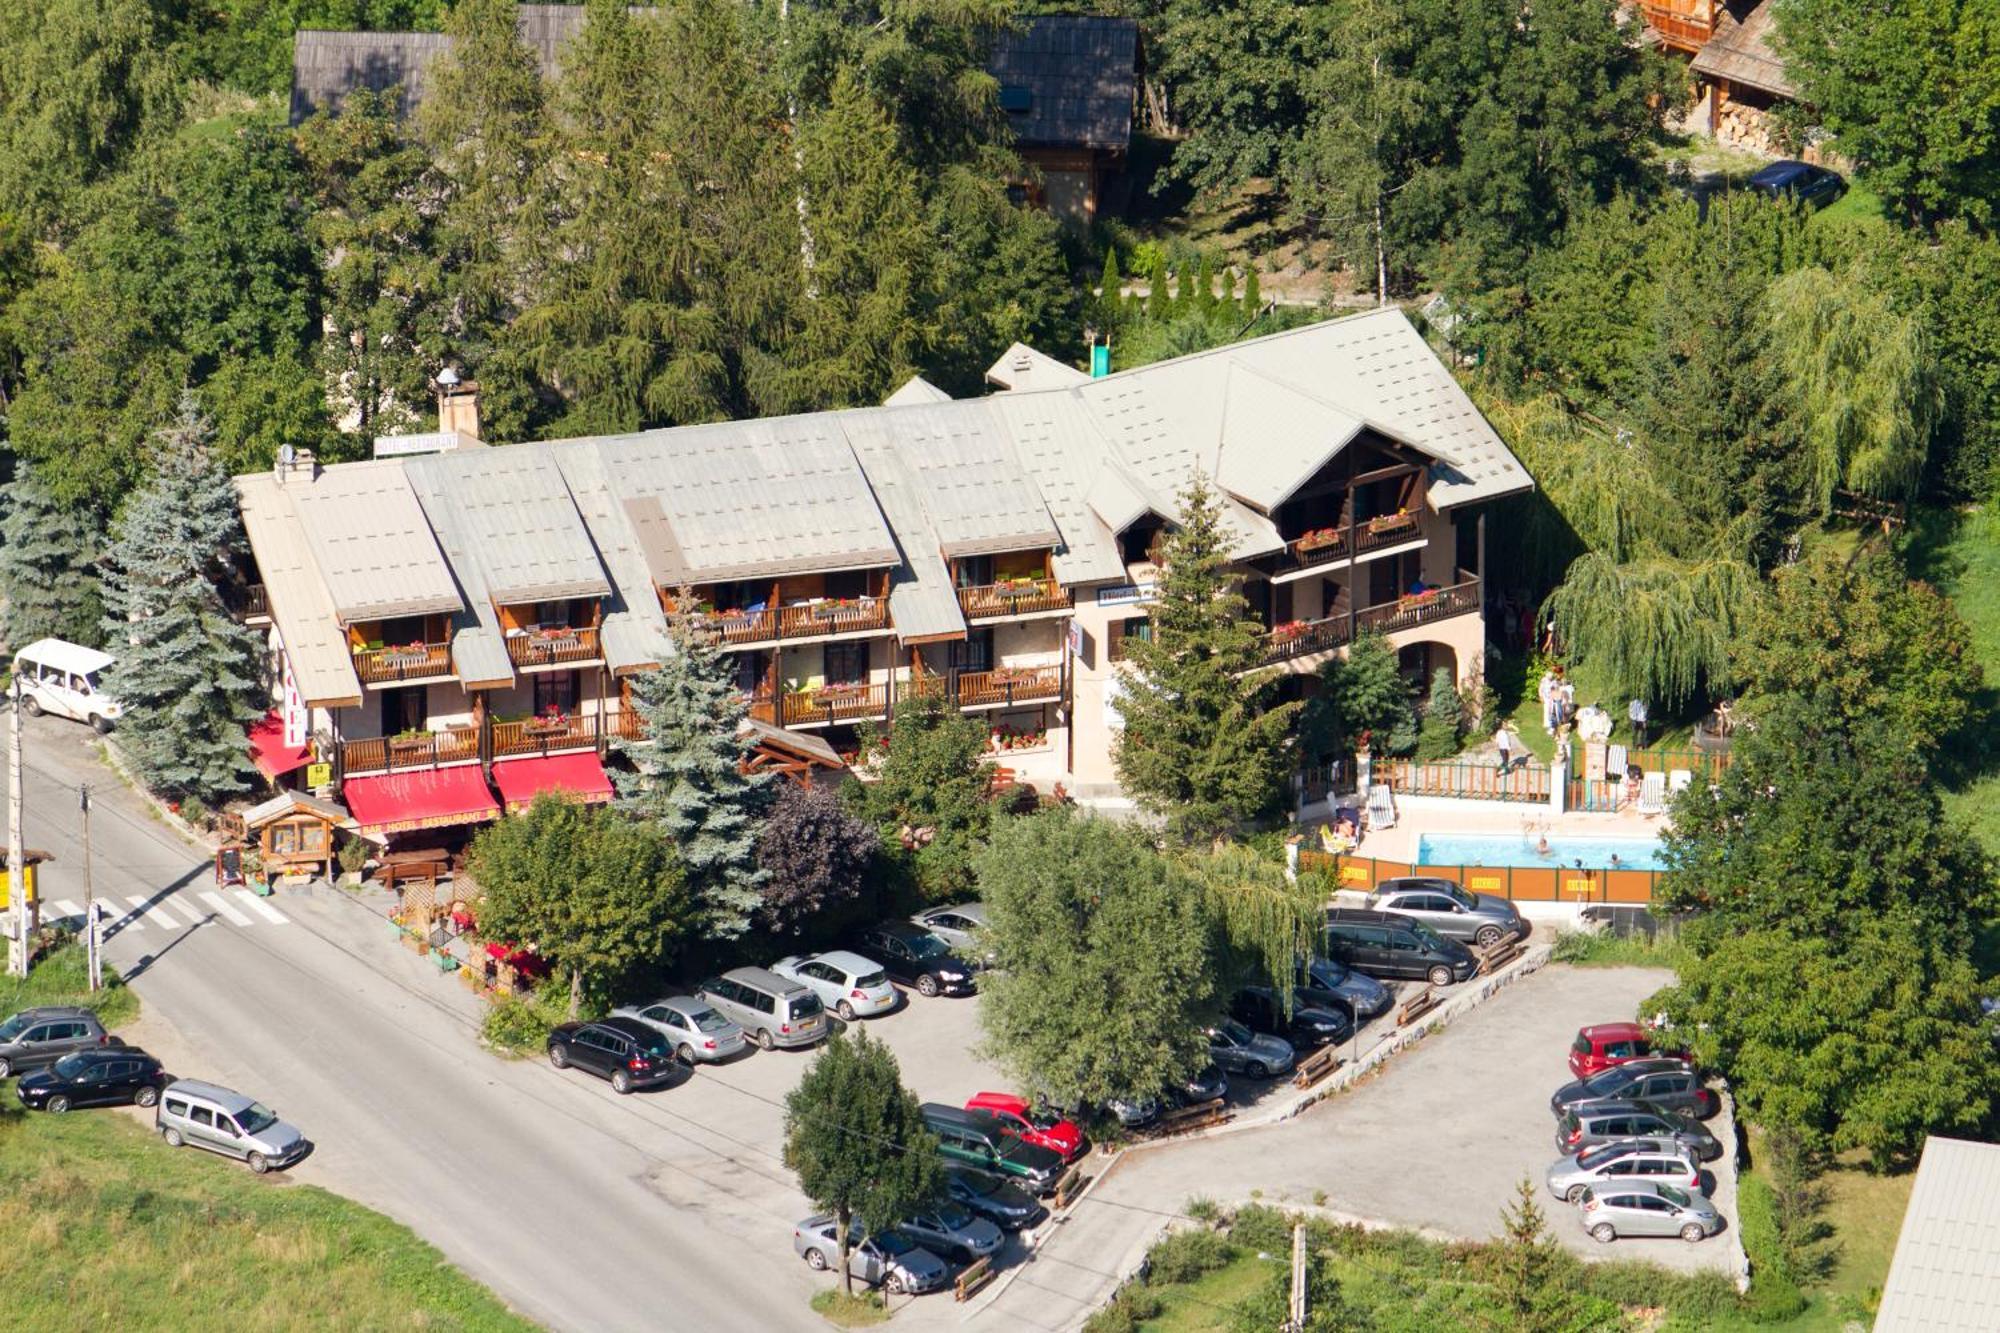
[[1322, 908, 1476, 987], [1231, 986, 1354, 1049], [850, 922, 974, 997], [548, 1018, 684, 1094], [17, 1048, 166, 1113], [0, 1006, 113, 1078]]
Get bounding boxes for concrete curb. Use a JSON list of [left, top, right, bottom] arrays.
[[956, 1148, 1130, 1320], [1718, 1080, 1752, 1293]]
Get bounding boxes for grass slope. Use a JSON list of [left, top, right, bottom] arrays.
[[1905, 505, 2000, 854]]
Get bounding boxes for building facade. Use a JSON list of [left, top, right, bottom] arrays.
[[233, 308, 1533, 841]]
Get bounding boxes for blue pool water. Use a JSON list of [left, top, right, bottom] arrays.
[[1416, 833, 1666, 872]]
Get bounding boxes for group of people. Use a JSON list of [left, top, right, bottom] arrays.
[[1538, 664, 1652, 748]]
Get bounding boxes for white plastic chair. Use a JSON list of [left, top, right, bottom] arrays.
[[1638, 771, 1667, 815]]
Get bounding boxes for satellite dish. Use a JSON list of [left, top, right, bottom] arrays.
[[437, 366, 461, 388]]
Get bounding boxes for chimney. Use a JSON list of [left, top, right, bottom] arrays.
[[273, 442, 319, 485], [436, 367, 481, 442]]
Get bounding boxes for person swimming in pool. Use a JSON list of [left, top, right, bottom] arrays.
[[1608, 853, 1623, 869], [1535, 834, 1551, 857]]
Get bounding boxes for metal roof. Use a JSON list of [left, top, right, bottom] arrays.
[[874, 401, 1061, 559], [234, 472, 364, 709], [986, 342, 1090, 392], [404, 448, 610, 604], [883, 375, 952, 407], [837, 411, 969, 644], [546, 442, 671, 675], [1875, 1136, 2000, 1332], [983, 391, 1128, 586], [987, 16, 1138, 151], [290, 461, 464, 623], [399, 463, 517, 690], [598, 416, 899, 585]]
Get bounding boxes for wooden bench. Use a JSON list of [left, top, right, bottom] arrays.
[[1292, 1045, 1343, 1090], [1144, 1098, 1230, 1139], [1052, 1167, 1090, 1211], [1397, 986, 1441, 1027], [1474, 937, 1526, 975], [954, 1256, 995, 1302]]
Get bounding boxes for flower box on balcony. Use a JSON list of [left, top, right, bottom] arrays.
[[1295, 528, 1344, 554], [1365, 510, 1417, 539], [816, 683, 868, 702], [1271, 621, 1309, 644], [523, 714, 571, 737]]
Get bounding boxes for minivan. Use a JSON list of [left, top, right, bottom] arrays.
[[1323, 908, 1476, 987], [1556, 1098, 1722, 1162], [696, 967, 826, 1050], [13, 639, 121, 732], [920, 1103, 1065, 1195], [156, 1079, 309, 1173]]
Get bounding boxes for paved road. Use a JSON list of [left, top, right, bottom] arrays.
[[7, 716, 817, 1333]]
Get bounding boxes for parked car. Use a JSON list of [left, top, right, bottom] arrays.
[[1747, 159, 1845, 209], [613, 996, 747, 1065], [945, 1167, 1045, 1232], [0, 1006, 113, 1079], [1205, 1019, 1295, 1080], [1105, 1095, 1159, 1128], [1169, 1065, 1229, 1108], [1294, 956, 1394, 1021], [548, 1017, 683, 1094], [1550, 1058, 1716, 1120], [1577, 1181, 1722, 1244], [1566, 1022, 1686, 1079], [156, 1079, 309, 1173], [773, 951, 899, 1022], [1369, 878, 1527, 948], [1230, 986, 1353, 1050], [964, 1091, 1086, 1162], [900, 1202, 1004, 1263], [792, 1217, 950, 1295], [13, 639, 122, 732], [1545, 1138, 1703, 1204], [696, 967, 827, 1050], [910, 903, 994, 965], [1556, 1099, 1722, 1162], [16, 1048, 165, 1113], [1322, 908, 1477, 988], [920, 1103, 1065, 1194], [850, 922, 975, 998]]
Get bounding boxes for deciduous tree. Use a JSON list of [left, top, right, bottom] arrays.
[[756, 782, 879, 938], [845, 690, 993, 902]]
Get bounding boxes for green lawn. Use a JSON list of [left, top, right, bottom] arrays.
[[1904, 505, 2000, 854], [1136, 1250, 1276, 1332]]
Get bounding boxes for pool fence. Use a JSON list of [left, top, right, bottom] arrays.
[[1297, 848, 1666, 907], [1298, 749, 1729, 813]]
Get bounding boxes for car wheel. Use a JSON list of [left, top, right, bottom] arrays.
[[0, 1057, 11, 1078], [1427, 965, 1454, 988], [755, 1028, 775, 1051], [917, 974, 940, 998], [548, 1044, 570, 1069], [611, 1070, 633, 1094], [163, 1127, 184, 1148], [135, 1085, 159, 1108], [1590, 1223, 1616, 1244], [18, 696, 39, 717], [805, 1248, 828, 1271], [248, 1152, 270, 1174], [885, 1273, 907, 1296], [1680, 1223, 1706, 1244], [1474, 925, 1502, 948], [837, 1000, 857, 1022], [676, 1043, 697, 1065], [90, 715, 112, 734], [46, 1095, 70, 1114], [1245, 1061, 1269, 1080], [1565, 1184, 1586, 1204]]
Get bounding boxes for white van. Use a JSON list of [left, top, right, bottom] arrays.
[[14, 639, 121, 732]]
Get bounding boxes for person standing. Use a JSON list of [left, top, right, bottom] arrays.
[[1627, 695, 1649, 749], [1494, 721, 1517, 775], [1538, 669, 1558, 733]]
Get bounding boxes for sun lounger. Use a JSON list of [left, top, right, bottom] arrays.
[[1365, 783, 1397, 831], [1668, 769, 1693, 795], [1638, 770, 1667, 816]]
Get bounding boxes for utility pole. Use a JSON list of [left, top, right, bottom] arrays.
[[81, 784, 98, 991], [7, 677, 24, 978], [1287, 1221, 1308, 1331]]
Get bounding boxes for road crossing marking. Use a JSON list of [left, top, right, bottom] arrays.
[[233, 890, 290, 924], [199, 891, 255, 926], [50, 899, 83, 919], [127, 895, 181, 929]]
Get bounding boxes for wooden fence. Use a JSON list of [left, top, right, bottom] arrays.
[[1298, 849, 1662, 906]]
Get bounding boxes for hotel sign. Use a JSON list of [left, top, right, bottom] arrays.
[[1096, 583, 1157, 607]]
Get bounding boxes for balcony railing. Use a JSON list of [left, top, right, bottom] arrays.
[[780, 682, 891, 727], [957, 579, 1072, 620], [1274, 511, 1427, 575], [1637, 1, 1714, 49], [353, 641, 454, 686], [505, 625, 602, 670], [1261, 579, 1481, 666], [339, 725, 481, 777], [691, 598, 892, 646], [954, 664, 1064, 708], [231, 583, 270, 623], [492, 714, 601, 759]]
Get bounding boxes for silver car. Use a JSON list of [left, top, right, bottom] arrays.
[[773, 951, 899, 1022], [1545, 1138, 1703, 1203], [614, 997, 747, 1064], [156, 1079, 309, 1174], [1205, 1020, 1295, 1079], [911, 903, 994, 965], [792, 1216, 950, 1294], [900, 1202, 1004, 1263], [1577, 1180, 1722, 1244], [1370, 878, 1527, 947]]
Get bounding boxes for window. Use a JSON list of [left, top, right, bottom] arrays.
[[1604, 1040, 1636, 1059], [534, 670, 579, 717], [955, 555, 994, 589], [190, 1106, 215, 1128], [750, 990, 775, 1015], [823, 641, 868, 687], [998, 85, 1032, 114], [950, 628, 994, 673], [22, 1025, 55, 1044], [1107, 618, 1152, 662], [1389, 933, 1421, 952], [824, 569, 871, 601], [164, 1098, 189, 1117]]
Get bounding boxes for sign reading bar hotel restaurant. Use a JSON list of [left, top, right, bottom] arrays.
[[1096, 583, 1157, 607]]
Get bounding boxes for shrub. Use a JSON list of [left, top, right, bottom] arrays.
[[1227, 1203, 1294, 1255], [1737, 1175, 1808, 1322], [480, 989, 572, 1056], [1145, 1227, 1234, 1285], [177, 795, 210, 829], [1184, 1195, 1220, 1223], [336, 834, 368, 877]]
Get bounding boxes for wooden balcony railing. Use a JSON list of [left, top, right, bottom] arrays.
[[958, 579, 1072, 620], [232, 583, 270, 622], [1262, 579, 1481, 665], [492, 714, 601, 760], [955, 664, 1064, 708], [1276, 512, 1427, 575], [691, 598, 892, 646], [353, 641, 453, 686], [339, 725, 481, 777], [505, 625, 602, 669], [780, 682, 891, 727]]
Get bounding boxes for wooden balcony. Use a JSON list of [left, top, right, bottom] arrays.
[[1638, 1, 1714, 50], [339, 725, 480, 777], [491, 713, 603, 759], [231, 583, 271, 625], [954, 664, 1064, 709], [690, 598, 891, 647], [1262, 579, 1481, 666], [505, 625, 602, 671], [958, 579, 1072, 620], [780, 682, 891, 727], [353, 641, 453, 686], [1273, 511, 1427, 576]]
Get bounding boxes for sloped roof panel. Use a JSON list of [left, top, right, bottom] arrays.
[[1875, 1136, 2000, 1332], [837, 411, 968, 643], [547, 442, 671, 674], [292, 461, 463, 623], [876, 401, 1060, 558], [984, 390, 1127, 585], [234, 473, 364, 709], [985, 341, 1090, 391], [987, 16, 1138, 150], [405, 448, 610, 604], [883, 375, 952, 406]]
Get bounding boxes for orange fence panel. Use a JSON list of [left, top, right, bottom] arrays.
[[1603, 869, 1658, 904], [1509, 866, 1560, 902]]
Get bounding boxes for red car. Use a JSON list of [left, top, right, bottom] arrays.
[[1566, 1022, 1686, 1079], [964, 1092, 1086, 1162]]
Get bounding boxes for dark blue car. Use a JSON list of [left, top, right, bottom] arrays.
[[1747, 159, 1844, 209]]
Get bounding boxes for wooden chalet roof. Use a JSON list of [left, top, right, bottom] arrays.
[[1690, 0, 1795, 99]]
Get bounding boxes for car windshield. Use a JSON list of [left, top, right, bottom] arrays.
[[1219, 1020, 1252, 1045], [1657, 1185, 1690, 1208], [955, 1173, 998, 1200], [875, 1230, 917, 1257], [52, 1052, 92, 1078], [633, 1033, 672, 1058], [0, 1014, 29, 1041], [1442, 883, 1476, 909], [83, 670, 104, 692], [906, 933, 950, 960], [1308, 959, 1350, 987], [1409, 921, 1449, 948], [1027, 1106, 1063, 1130], [936, 1203, 973, 1228], [691, 1008, 733, 1034], [236, 1102, 279, 1135]]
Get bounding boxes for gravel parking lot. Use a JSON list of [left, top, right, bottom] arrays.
[[1090, 963, 1739, 1275]]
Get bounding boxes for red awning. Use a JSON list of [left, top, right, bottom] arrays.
[[492, 752, 615, 812], [248, 712, 311, 780], [343, 766, 499, 835]]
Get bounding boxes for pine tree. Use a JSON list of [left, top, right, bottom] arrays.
[[0, 460, 106, 648], [1219, 263, 1237, 315], [1414, 667, 1464, 761], [1096, 246, 1123, 331], [1242, 265, 1263, 322], [613, 608, 770, 938], [1194, 254, 1216, 317], [1147, 253, 1171, 321], [1113, 474, 1302, 843], [98, 395, 264, 803], [1172, 259, 1193, 314]]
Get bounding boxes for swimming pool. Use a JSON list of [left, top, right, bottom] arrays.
[[1415, 833, 1666, 872]]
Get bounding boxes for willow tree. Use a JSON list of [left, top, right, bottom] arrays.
[[1767, 265, 1941, 515], [1541, 553, 1762, 709], [1185, 843, 1323, 1006]]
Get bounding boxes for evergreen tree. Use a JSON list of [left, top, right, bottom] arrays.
[[1241, 265, 1262, 322], [1218, 263, 1237, 315], [1096, 246, 1123, 331], [1113, 473, 1302, 842], [1147, 252, 1172, 321], [614, 608, 771, 938], [1193, 254, 1216, 317], [1172, 258, 1193, 315], [1299, 632, 1413, 761], [97, 395, 264, 803], [0, 460, 104, 648], [1413, 667, 1464, 761]]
